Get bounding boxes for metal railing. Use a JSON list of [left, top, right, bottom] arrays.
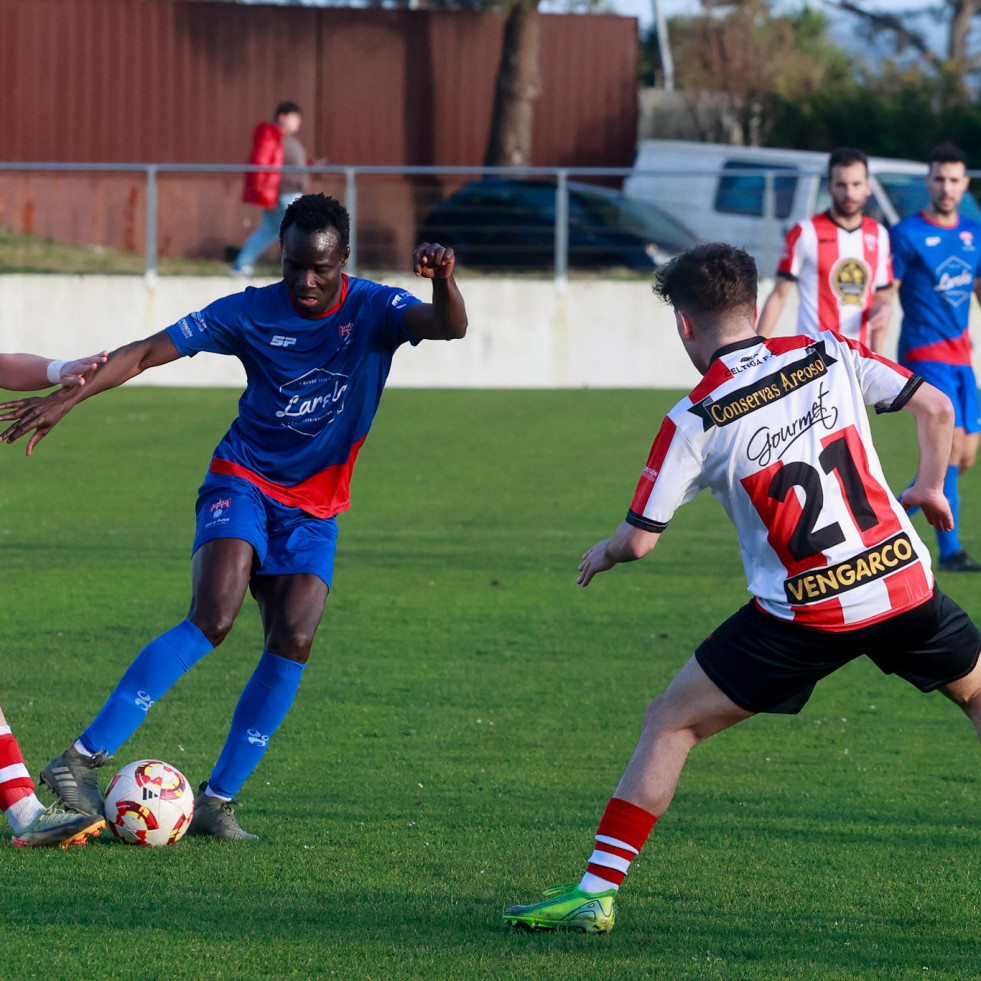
[[0, 161, 812, 283]]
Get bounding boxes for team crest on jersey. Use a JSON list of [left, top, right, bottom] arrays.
[[960, 230, 975, 250], [689, 341, 837, 431], [830, 257, 869, 306], [338, 322, 353, 338], [863, 233, 878, 252]]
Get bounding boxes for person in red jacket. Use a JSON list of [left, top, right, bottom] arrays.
[[232, 101, 322, 276]]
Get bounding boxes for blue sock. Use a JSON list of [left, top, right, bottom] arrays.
[[937, 465, 962, 560], [208, 651, 306, 799], [81, 619, 214, 755]]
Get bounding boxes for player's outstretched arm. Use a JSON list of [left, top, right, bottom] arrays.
[[0, 330, 179, 457], [578, 521, 661, 587], [900, 381, 956, 532], [0, 351, 108, 392], [404, 242, 468, 341]]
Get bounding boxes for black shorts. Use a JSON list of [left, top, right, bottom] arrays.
[[695, 589, 981, 715]]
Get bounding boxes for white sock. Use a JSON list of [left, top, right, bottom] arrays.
[[72, 739, 93, 757], [4, 794, 45, 835], [578, 871, 620, 894], [204, 783, 231, 801]]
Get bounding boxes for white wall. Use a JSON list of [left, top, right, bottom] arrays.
[[0, 273, 917, 390]]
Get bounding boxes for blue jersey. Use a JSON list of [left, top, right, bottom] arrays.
[[890, 211, 981, 365], [167, 275, 421, 518]]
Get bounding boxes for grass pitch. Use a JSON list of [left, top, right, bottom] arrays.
[[0, 387, 978, 980]]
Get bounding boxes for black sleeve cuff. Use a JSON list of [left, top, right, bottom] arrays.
[[874, 375, 923, 414], [626, 509, 669, 533]]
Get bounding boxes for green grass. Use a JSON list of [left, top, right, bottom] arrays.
[[0, 228, 234, 275], [0, 388, 978, 980]]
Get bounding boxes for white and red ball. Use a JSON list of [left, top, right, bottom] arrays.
[[104, 759, 195, 846]]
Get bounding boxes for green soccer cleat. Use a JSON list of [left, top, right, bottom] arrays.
[[11, 805, 106, 849], [503, 883, 617, 934]]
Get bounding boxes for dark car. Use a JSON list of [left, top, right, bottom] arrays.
[[419, 178, 699, 270]]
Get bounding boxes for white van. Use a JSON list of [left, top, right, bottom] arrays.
[[622, 140, 981, 273]]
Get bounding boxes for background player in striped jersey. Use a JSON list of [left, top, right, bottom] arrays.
[[757, 147, 893, 352], [891, 143, 981, 573], [0, 194, 467, 840], [0, 351, 107, 847], [503, 243, 981, 934]]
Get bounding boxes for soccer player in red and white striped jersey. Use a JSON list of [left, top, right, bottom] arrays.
[[757, 147, 894, 352], [503, 244, 981, 935]]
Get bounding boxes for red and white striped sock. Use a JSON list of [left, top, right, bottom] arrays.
[[578, 797, 657, 894], [0, 725, 44, 834]]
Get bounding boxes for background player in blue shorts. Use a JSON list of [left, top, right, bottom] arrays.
[[0, 194, 468, 839], [891, 143, 981, 571]]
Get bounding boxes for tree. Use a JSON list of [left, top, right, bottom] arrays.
[[828, 0, 981, 97], [667, 1, 854, 146], [483, 0, 543, 167]]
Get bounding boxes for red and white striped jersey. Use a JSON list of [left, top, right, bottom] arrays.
[[777, 212, 893, 347], [628, 332, 932, 631]]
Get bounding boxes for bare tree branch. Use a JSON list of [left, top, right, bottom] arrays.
[[828, 0, 941, 68]]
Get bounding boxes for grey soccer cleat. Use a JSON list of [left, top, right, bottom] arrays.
[[40, 746, 112, 817], [12, 805, 106, 849], [186, 782, 259, 841]]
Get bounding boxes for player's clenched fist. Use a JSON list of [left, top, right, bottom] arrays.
[[413, 242, 455, 279]]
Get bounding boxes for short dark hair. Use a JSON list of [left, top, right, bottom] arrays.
[[275, 100, 302, 118], [929, 142, 968, 168], [280, 193, 351, 250], [827, 147, 868, 180], [653, 243, 757, 318]]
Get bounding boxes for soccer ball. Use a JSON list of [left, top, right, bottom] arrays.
[[104, 759, 195, 846]]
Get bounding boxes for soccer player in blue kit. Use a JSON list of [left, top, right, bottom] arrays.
[[891, 143, 981, 571], [0, 194, 468, 839]]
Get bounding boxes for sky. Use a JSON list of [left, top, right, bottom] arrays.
[[599, 0, 945, 54]]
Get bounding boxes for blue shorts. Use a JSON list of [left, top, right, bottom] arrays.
[[193, 472, 338, 588], [903, 360, 981, 434]]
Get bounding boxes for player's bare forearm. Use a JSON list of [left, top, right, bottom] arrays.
[[0, 331, 179, 456], [407, 243, 468, 340], [900, 381, 955, 530], [577, 521, 661, 587], [426, 276, 468, 339], [62, 332, 179, 403], [0, 354, 58, 392]]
